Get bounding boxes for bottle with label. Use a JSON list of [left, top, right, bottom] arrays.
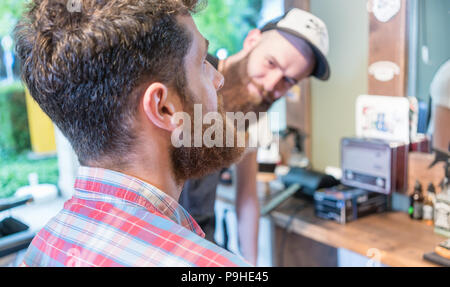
[[435, 164, 450, 237], [423, 183, 436, 226], [409, 180, 424, 220]]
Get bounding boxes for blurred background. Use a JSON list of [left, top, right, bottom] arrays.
[[0, 0, 449, 267], [0, 0, 58, 200], [0, 0, 268, 200]]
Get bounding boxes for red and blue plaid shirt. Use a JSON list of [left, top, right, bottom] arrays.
[[21, 167, 250, 267]]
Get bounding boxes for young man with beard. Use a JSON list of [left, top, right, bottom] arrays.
[[15, 0, 249, 267], [179, 8, 331, 265]]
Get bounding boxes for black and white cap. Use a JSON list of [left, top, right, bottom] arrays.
[[261, 8, 330, 81]]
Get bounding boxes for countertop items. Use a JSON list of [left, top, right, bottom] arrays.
[[270, 196, 446, 267]]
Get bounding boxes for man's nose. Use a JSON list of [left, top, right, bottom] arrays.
[[214, 69, 224, 91], [264, 70, 283, 93]]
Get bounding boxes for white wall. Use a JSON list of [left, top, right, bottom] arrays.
[[54, 126, 78, 199], [310, 0, 369, 171]]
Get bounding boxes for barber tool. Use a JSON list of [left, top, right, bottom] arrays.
[[281, 167, 339, 199], [260, 183, 301, 216], [259, 167, 339, 216]]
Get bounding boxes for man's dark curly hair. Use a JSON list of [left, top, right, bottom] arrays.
[[14, 0, 201, 166]]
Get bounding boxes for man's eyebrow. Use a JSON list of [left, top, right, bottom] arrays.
[[285, 76, 299, 85], [269, 56, 298, 84]]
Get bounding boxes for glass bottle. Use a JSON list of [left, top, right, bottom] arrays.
[[409, 180, 424, 220], [423, 183, 436, 226]]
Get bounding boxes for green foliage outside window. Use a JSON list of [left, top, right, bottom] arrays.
[[0, 0, 27, 38], [0, 154, 59, 198], [0, 81, 30, 157], [0, 1, 55, 199], [0, 0, 262, 55], [193, 0, 262, 56], [0, 81, 46, 199]]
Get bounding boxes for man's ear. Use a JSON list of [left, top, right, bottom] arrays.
[[243, 29, 262, 52], [141, 83, 179, 132]]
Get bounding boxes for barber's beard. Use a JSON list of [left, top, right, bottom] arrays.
[[220, 53, 276, 115], [170, 92, 246, 184]]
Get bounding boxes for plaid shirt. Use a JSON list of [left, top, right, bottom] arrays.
[[21, 167, 250, 267]]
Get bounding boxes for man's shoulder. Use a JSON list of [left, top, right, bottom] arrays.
[[22, 198, 250, 266]]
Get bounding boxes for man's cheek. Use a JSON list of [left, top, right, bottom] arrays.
[[206, 94, 218, 113]]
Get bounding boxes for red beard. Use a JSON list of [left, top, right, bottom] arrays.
[[170, 92, 246, 184]]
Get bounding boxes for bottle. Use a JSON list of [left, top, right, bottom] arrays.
[[409, 180, 424, 220], [423, 183, 436, 226], [435, 163, 450, 235]]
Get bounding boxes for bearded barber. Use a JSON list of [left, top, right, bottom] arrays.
[[179, 8, 331, 265]]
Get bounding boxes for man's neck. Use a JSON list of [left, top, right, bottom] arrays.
[[123, 164, 182, 201], [97, 147, 183, 201]]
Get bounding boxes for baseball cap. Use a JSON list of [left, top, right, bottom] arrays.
[[260, 8, 330, 81]]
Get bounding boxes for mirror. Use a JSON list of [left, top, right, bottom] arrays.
[[407, 0, 450, 135]]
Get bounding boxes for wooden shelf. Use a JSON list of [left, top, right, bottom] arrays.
[[270, 197, 447, 267]]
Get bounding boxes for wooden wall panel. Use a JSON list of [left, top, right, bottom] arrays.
[[368, 0, 408, 97]]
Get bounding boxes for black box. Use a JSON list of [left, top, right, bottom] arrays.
[[314, 185, 388, 224]]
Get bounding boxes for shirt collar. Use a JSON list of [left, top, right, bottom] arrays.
[[74, 166, 205, 238]]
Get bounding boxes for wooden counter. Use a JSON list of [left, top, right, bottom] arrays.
[[270, 197, 447, 267]]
